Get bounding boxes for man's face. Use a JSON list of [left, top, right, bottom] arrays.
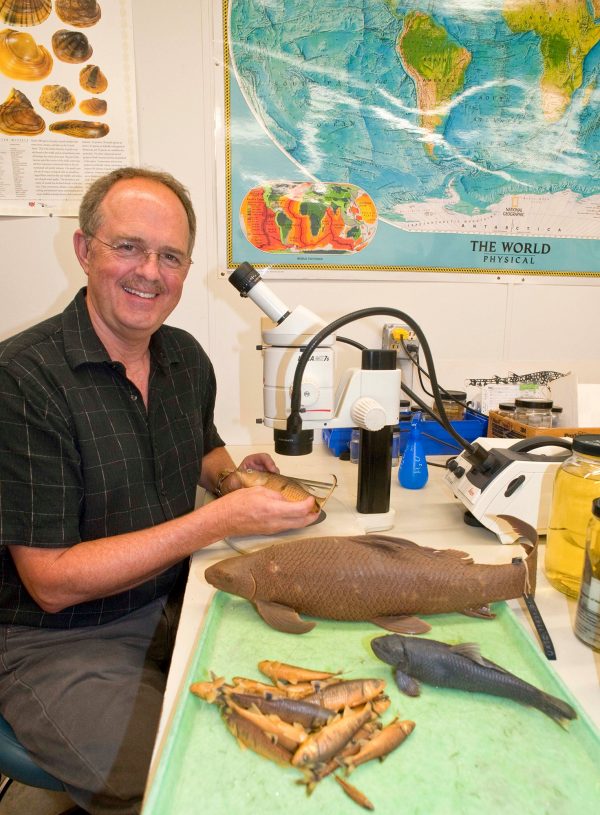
[[74, 178, 191, 349]]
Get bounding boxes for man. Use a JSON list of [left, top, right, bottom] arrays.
[[0, 167, 316, 815]]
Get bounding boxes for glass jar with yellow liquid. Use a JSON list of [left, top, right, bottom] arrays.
[[574, 497, 600, 650], [544, 435, 600, 597]]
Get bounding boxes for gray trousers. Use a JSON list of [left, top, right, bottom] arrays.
[[0, 591, 182, 815]]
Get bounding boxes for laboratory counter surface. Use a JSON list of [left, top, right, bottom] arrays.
[[144, 444, 600, 807]]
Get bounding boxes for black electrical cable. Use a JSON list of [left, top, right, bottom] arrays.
[[337, 336, 367, 351], [401, 339, 487, 419], [399, 382, 439, 422], [288, 308, 477, 456], [401, 341, 437, 399]]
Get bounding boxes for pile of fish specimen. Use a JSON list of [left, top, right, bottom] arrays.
[[371, 634, 577, 725], [204, 516, 538, 634], [190, 659, 415, 810]]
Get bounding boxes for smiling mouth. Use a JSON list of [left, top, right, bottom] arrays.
[[123, 286, 158, 299]]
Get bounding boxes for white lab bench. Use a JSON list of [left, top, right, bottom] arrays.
[[144, 443, 600, 798]]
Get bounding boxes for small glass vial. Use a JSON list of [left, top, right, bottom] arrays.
[[514, 397, 553, 427], [349, 428, 360, 464], [545, 435, 600, 597], [551, 406, 563, 428], [574, 497, 600, 651], [399, 400, 411, 422], [432, 390, 466, 422], [391, 429, 401, 467], [496, 402, 515, 417]]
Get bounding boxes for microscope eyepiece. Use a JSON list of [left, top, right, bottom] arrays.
[[229, 262, 261, 296], [228, 262, 291, 324]]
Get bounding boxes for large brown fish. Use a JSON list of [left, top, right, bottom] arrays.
[[204, 515, 538, 634]]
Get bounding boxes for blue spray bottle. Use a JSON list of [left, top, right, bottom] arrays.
[[398, 411, 428, 489]]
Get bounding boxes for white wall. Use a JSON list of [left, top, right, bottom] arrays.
[[1, 1, 598, 448]]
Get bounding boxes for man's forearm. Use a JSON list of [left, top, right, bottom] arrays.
[[8, 497, 235, 614]]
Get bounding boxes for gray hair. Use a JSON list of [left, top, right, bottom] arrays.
[[79, 166, 197, 254]]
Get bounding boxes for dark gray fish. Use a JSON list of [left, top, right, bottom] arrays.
[[228, 691, 334, 729], [370, 634, 577, 725]]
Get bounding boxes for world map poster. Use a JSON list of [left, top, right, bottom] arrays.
[[224, 0, 600, 276]]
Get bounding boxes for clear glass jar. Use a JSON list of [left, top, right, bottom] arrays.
[[432, 390, 466, 422], [574, 497, 600, 651], [514, 397, 553, 427], [544, 435, 600, 597], [496, 402, 515, 417]]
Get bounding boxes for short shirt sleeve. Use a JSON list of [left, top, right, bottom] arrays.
[[0, 366, 83, 548]]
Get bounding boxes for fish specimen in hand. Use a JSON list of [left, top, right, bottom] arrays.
[[204, 516, 538, 634], [371, 633, 577, 725], [226, 467, 337, 513]]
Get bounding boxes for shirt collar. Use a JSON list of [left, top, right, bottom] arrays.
[[62, 287, 181, 373]]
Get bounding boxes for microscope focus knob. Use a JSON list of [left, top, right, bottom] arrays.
[[294, 379, 319, 407], [351, 397, 386, 431]]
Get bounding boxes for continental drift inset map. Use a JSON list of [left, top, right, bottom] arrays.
[[229, 0, 600, 265]]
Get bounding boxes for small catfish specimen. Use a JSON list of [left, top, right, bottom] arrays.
[[222, 708, 293, 766], [204, 515, 538, 634], [341, 717, 415, 773], [371, 634, 577, 725], [233, 468, 337, 513], [303, 678, 386, 711], [258, 659, 340, 685], [291, 703, 374, 767], [229, 692, 335, 730]]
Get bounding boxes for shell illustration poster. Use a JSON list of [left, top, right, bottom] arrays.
[[0, 0, 138, 216], [224, 0, 600, 276]]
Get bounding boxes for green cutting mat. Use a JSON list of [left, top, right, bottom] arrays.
[[144, 595, 600, 815]]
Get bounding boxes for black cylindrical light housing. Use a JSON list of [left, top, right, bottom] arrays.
[[356, 348, 396, 514]]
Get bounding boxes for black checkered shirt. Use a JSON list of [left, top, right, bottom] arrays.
[[0, 288, 224, 628]]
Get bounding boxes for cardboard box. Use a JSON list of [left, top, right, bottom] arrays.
[[487, 410, 600, 440]]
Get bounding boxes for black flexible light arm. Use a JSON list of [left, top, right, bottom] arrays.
[[286, 307, 477, 456]]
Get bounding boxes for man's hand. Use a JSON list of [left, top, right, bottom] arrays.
[[210, 487, 317, 538], [238, 451, 279, 474], [213, 450, 280, 494]]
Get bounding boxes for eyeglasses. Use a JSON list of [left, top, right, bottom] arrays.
[[88, 234, 193, 272]]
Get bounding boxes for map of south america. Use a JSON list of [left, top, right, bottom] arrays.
[[397, 11, 471, 156]]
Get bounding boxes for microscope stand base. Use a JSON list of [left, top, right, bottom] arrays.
[[354, 508, 396, 533]]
